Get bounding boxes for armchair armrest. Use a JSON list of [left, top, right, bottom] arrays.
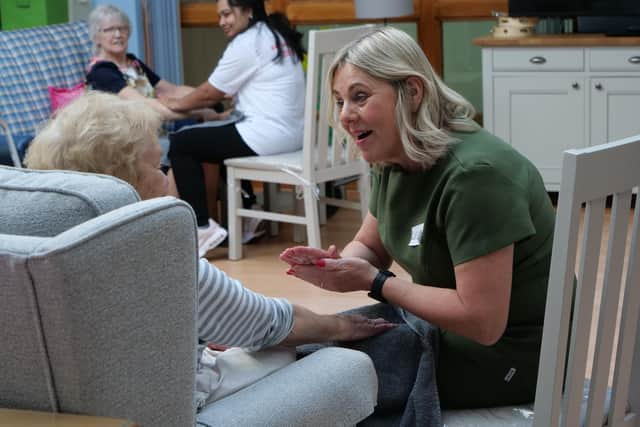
[[0, 408, 138, 427]]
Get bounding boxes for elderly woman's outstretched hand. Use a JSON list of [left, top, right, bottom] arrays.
[[333, 314, 397, 341], [281, 245, 378, 293]]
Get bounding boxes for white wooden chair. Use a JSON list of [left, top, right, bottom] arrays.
[[443, 134, 640, 426], [224, 25, 374, 260]]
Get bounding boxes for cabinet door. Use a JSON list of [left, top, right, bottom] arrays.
[[493, 76, 586, 190], [590, 77, 640, 146]]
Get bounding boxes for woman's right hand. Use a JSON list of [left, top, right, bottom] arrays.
[[286, 256, 378, 294], [279, 244, 339, 266]]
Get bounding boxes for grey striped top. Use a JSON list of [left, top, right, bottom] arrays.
[[196, 258, 293, 350], [195, 258, 294, 408]]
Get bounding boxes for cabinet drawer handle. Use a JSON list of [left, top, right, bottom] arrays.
[[529, 56, 547, 64], [572, 82, 580, 90], [629, 56, 640, 64], [595, 83, 603, 90]]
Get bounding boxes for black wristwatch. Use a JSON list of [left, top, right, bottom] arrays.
[[368, 270, 395, 303]]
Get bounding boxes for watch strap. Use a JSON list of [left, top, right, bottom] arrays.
[[368, 270, 396, 303]]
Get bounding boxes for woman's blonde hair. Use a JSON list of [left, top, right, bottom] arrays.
[[25, 91, 162, 187], [327, 27, 479, 169]]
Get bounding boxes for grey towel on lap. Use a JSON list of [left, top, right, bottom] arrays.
[[299, 303, 442, 427]]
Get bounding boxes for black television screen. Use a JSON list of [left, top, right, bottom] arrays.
[[509, 0, 640, 17], [509, 0, 640, 35]]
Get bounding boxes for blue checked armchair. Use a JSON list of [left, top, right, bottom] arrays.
[[0, 21, 90, 167]]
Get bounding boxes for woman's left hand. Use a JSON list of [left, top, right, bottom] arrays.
[[287, 256, 378, 293]]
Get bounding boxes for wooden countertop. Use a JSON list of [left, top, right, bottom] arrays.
[[473, 34, 640, 47]]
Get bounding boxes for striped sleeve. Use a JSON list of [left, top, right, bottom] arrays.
[[196, 259, 294, 351]]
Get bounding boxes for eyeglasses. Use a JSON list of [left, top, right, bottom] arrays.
[[100, 26, 130, 35]]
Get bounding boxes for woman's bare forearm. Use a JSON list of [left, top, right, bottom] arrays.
[[280, 305, 339, 346], [340, 240, 390, 270]]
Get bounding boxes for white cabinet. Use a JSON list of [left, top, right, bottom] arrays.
[[493, 76, 585, 186], [479, 41, 640, 191], [589, 77, 640, 146]]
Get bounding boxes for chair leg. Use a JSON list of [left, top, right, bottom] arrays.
[[358, 172, 370, 219], [227, 168, 243, 260], [304, 186, 322, 248], [265, 182, 279, 237], [293, 194, 306, 243], [319, 183, 327, 225]]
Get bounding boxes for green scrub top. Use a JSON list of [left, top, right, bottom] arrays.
[[369, 128, 555, 408]]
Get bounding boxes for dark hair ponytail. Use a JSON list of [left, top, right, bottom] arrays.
[[226, 0, 305, 63], [266, 12, 304, 63]]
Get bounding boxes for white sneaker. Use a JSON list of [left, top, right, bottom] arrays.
[[242, 203, 266, 244], [198, 219, 228, 258], [242, 216, 265, 244]]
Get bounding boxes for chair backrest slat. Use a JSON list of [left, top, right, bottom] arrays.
[[317, 51, 332, 169], [610, 202, 640, 426], [302, 25, 374, 180], [534, 184, 582, 427], [563, 198, 605, 426], [533, 133, 640, 427], [585, 192, 632, 427]]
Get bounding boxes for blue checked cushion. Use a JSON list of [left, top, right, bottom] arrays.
[[0, 21, 91, 135]]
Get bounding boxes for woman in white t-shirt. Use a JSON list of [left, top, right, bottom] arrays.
[[161, 0, 305, 255]]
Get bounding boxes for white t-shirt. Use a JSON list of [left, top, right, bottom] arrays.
[[209, 22, 305, 155]]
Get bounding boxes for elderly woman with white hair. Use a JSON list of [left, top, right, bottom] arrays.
[[85, 4, 220, 123], [281, 27, 556, 412], [24, 91, 395, 411]]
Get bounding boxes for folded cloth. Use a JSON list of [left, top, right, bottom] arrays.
[[298, 303, 442, 427]]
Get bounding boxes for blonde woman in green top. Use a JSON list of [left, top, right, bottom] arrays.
[[281, 27, 555, 409]]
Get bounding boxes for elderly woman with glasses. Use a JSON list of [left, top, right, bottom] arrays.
[[86, 4, 220, 123]]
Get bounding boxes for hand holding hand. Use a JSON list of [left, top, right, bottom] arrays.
[[280, 245, 339, 266], [158, 94, 180, 110], [286, 256, 378, 293]]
